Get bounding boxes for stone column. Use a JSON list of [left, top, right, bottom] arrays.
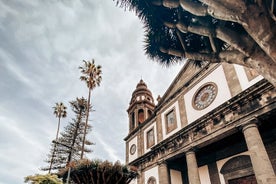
[[186, 150, 201, 184], [158, 161, 170, 184], [242, 119, 276, 184]]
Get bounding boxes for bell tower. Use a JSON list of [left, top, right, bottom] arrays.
[[127, 79, 155, 133]]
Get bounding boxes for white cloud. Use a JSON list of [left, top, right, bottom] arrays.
[[0, 0, 183, 183], [92, 130, 123, 162]]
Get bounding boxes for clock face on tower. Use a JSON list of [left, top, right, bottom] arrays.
[[130, 144, 136, 155], [192, 82, 218, 110]]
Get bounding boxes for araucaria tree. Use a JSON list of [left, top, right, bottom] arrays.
[[79, 59, 102, 158], [48, 102, 67, 173], [42, 98, 93, 173], [117, 0, 276, 86], [62, 97, 93, 164]]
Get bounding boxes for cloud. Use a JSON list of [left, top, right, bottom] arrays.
[[0, 0, 183, 183], [92, 130, 123, 162]]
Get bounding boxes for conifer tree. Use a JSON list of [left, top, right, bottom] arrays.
[[42, 97, 93, 173]]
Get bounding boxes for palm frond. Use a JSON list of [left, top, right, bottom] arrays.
[[79, 59, 102, 90]]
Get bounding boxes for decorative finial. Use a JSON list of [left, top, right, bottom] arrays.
[[157, 95, 161, 103]]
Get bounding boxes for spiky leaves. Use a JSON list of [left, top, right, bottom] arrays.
[[79, 59, 102, 90], [59, 159, 138, 184], [53, 102, 67, 119], [116, 0, 276, 86]]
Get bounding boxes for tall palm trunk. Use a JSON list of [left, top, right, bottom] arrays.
[[55, 117, 61, 141], [49, 116, 61, 173], [81, 88, 91, 159]]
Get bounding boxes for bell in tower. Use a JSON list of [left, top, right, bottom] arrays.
[[127, 79, 155, 133]]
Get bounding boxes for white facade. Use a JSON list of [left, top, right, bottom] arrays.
[[126, 63, 275, 184], [184, 65, 231, 124], [198, 165, 211, 184], [143, 122, 157, 153], [170, 169, 183, 184], [128, 136, 138, 163], [234, 64, 263, 90], [144, 166, 159, 184], [161, 101, 182, 139]]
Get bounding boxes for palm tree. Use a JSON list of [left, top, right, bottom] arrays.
[[79, 59, 102, 158], [49, 102, 67, 173]]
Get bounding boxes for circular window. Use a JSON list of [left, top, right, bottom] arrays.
[[130, 144, 136, 155], [192, 82, 218, 110]]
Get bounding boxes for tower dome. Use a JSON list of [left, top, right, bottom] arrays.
[[129, 79, 154, 106], [127, 80, 155, 132]]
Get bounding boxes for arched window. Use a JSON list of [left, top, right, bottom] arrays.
[[147, 176, 156, 184], [138, 109, 144, 124], [148, 110, 152, 117], [131, 112, 135, 130]]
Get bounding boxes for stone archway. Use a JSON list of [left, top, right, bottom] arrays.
[[220, 155, 257, 184], [228, 175, 257, 184]]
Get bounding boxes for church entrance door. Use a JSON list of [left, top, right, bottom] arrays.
[[228, 175, 257, 184]]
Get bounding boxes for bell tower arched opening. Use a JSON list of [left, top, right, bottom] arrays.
[[148, 110, 153, 117], [130, 112, 135, 131], [138, 109, 144, 124]]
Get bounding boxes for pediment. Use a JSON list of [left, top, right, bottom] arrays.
[[157, 61, 212, 107]]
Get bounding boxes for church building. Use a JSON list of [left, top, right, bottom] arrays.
[[125, 62, 276, 184]]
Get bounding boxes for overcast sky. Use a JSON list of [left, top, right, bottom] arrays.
[[0, 1, 183, 183]]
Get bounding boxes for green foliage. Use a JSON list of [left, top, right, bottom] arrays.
[[59, 159, 138, 184], [24, 174, 62, 184]]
